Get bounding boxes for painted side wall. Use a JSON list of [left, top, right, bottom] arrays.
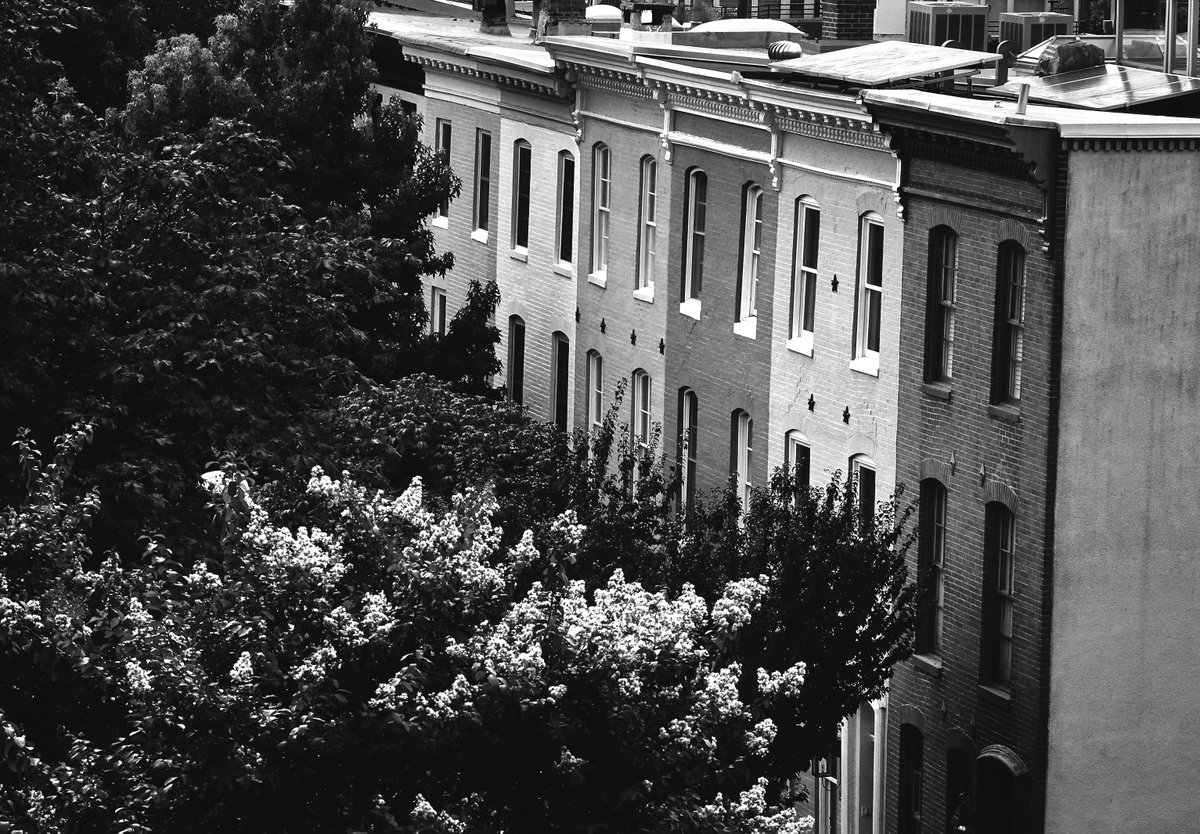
[[1046, 146, 1200, 833]]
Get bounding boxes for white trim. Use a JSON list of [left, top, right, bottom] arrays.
[[732, 317, 757, 340], [679, 298, 701, 320], [471, 228, 489, 244], [667, 131, 772, 164], [431, 215, 449, 229], [849, 355, 879, 377], [787, 333, 814, 356], [633, 286, 655, 303], [778, 156, 895, 188], [587, 270, 607, 288]]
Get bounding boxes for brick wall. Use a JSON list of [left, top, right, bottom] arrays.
[[664, 141, 778, 499], [886, 154, 1054, 834], [821, 0, 878, 40]]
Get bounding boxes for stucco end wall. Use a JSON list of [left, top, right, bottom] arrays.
[[1047, 148, 1200, 833]]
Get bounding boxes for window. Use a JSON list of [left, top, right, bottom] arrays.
[[512, 140, 531, 250], [591, 143, 611, 276], [557, 151, 575, 265], [917, 479, 947, 656], [790, 197, 820, 352], [898, 724, 925, 834], [507, 315, 525, 404], [736, 184, 763, 331], [473, 129, 492, 235], [430, 286, 447, 336], [678, 389, 698, 510], [784, 431, 811, 491], [551, 332, 569, 431], [991, 242, 1026, 405], [982, 503, 1016, 686], [850, 455, 876, 531], [853, 213, 884, 372], [731, 410, 754, 513], [637, 156, 657, 293], [680, 168, 707, 314], [925, 227, 957, 384], [632, 369, 651, 449], [586, 350, 604, 432], [435, 119, 452, 220]]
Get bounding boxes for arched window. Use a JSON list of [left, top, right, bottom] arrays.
[[681, 168, 707, 310], [790, 196, 820, 352], [512, 139, 532, 249], [678, 389, 698, 510], [556, 150, 575, 265], [730, 410, 754, 513], [850, 454, 877, 531], [737, 183, 763, 326], [854, 212, 885, 372], [784, 430, 810, 491], [507, 315, 525, 404], [917, 478, 948, 655], [946, 747, 973, 834], [982, 502, 1016, 685], [586, 350, 603, 432], [591, 143, 611, 276], [631, 369, 651, 449], [551, 331, 569, 431], [637, 156, 657, 292], [991, 241, 1026, 405], [925, 226, 957, 384]]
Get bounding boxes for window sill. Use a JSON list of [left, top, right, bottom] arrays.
[[849, 354, 879, 377], [553, 263, 575, 279], [911, 653, 943, 679], [431, 216, 449, 229], [679, 298, 701, 320], [787, 333, 814, 357], [988, 403, 1021, 424], [732, 317, 757, 340], [587, 270, 607, 288], [509, 247, 528, 263], [922, 381, 952, 402], [471, 228, 489, 244], [978, 683, 1012, 707], [633, 285, 655, 304]]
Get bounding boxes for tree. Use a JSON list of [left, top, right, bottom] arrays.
[[0, 431, 814, 833]]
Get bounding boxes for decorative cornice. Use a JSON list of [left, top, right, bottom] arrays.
[[1066, 137, 1200, 152], [775, 112, 888, 150], [904, 130, 1033, 180], [404, 54, 566, 99]]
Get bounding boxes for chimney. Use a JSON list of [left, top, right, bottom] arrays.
[[538, 0, 590, 37], [821, 0, 876, 42]]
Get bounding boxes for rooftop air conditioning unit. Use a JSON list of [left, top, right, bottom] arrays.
[[907, 2, 990, 52], [999, 11, 1073, 51]]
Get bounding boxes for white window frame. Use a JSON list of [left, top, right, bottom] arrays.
[[587, 350, 604, 433], [507, 315, 525, 405], [784, 430, 811, 494], [632, 369, 651, 450], [733, 410, 753, 514], [925, 226, 957, 384], [433, 119, 452, 227], [635, 156, 657, 301], [511, 139, 531, 252], [992, 241, 1026, 405], [680, 168, 706, 320], [430, 286, 447, 336], [590, 143, 611, 282], [851, 213, 884, 376], [789, 196, 820, 356], [850, 454, 876, 532], [472, 129, 492, 241], [679, 389, 698, 511], [557, 150, 575, 268], [734, 184, 763, 339]]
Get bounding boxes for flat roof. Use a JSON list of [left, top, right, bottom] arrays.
[[863, 88, 1200, 138], [368, 8, 555, 72], [993, 64, 1200, 111], [771, 41, 1002, 86]]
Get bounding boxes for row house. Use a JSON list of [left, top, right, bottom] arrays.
[[373, 11, 1200, 833]]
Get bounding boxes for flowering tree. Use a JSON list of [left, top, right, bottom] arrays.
[[0, 430, 814, 832]]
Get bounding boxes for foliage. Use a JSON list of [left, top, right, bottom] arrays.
[[0, 0, 486, 550], [0, 431, 815, 833]]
